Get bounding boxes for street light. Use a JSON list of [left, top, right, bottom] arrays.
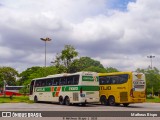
[[40, 37, 52, 67], [147, 55, 155, 97], [147, 55, 155, 69]]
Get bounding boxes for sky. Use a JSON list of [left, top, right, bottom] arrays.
[[0, 0, 160, 73]]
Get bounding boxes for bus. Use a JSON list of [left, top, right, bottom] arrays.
[[0, 86, 24, 96], [29, 72, 99, 105], [99, 71, 146, 107]]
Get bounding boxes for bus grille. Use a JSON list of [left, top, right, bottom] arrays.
[[120, 92, 128, 102], [73, 93, 79, 101]]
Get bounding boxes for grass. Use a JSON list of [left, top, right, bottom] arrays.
[[0, 96, 33, 103], [146, 96, 160, 103]]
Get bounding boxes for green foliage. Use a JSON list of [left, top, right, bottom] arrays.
[[53, 45, 78, 73], [18, 66, 41, 85], [83, 66, 106, 73], [19, 86, 29, 95], [146, 96, 160, 103], [69, 57, 105, 73], [136, 67, 160, 95], [19, 66, 58, 85], [0, 66, 18, 87], [105, 67, 119, 73]]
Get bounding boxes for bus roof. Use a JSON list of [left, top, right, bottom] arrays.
[[32, 71, 97, 81], [98, 71, 134, 76]]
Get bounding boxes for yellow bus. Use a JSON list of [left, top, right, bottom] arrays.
[[98, 71, 146, 107]]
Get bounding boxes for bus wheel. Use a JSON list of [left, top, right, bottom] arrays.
[[100, 96, 108, 105], [34, 96, 38, 103], [108, 96, 115, 106], [64, 96, 70, 106], [81, 103, 86, 106], [115, 103, 120, 106], [59, 96, 64, 105], [123, 103, 129, 107]]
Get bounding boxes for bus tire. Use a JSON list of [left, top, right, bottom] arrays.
[[100, 96, 108, 105], [34, 96, 38, 103], [64, 96, 70, 106], [81, 103, 86, 106], [108, 96, 116, 106], [115, 103, 120, 106], [123, 103, 129, 107], [59, 96, 64, 105]]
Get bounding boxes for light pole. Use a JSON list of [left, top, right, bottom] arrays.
[[147, 55, 155, 97], [147, 55, 155, 69], [3, 79, 6, 97], [40, 37, 52, 67]]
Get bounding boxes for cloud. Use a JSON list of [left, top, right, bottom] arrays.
[[0, 0, 160, 72]]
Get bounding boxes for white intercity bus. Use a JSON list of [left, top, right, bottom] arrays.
[[29, 72, 99, 105]]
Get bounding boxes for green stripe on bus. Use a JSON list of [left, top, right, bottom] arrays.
[[36, 87, 51, 92], [82, 76, 94, 81], [36, 86, 99, 92], [82, 86, 99, 91], [52, 92, 56, 97], [62, 86, 99, 92], [62, 86, 80, 91], [82, 76, 99, 81], [54, 87, 57, 91]]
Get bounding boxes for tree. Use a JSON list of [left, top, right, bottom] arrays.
[[18, 66, 41, 85], [69, 57, 105, 73], [19, 66, 58, 85], [0, 67, 18, 87], [105, 67, 119, 73], [136, 67, 160, 95], [53, 45, 78, 73], [83, 66, 106, 73]]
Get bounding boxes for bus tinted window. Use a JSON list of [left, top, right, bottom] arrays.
[[99, 76, 111, 85], [73, 75, 79, 85], [53, 78, 60, 86], [35, 80, 41, 87], [46, 78, 52, 86], [66, 75, 79, 85], [99, 74, 129, 85], [34, 75, 79, 86], [60, 77, 66, 85]]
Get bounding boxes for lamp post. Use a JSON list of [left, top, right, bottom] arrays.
[[147, 55, 155, 97], [40, 37, 52, 67], [3, 79, 6, 97], [147, 55, 155, 69]]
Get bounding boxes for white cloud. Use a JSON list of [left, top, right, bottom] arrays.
[[0, 0, 160, 72]]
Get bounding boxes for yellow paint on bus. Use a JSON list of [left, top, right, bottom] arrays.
[[98, 71, 146, 107]]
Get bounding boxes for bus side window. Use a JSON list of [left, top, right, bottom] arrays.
[[112, 76, 118, 84], [73, 75, 79, 85], [41, 80, 46, 87], [53, 78, 60, 86], [66, 76, 72, 85], [99, 77, 105, 85], [46, 79, 52, 86], [60, 77, 66, 85], [35, 80, 39, 87], [37, 83, 39, 87], [52, 79, 56, 86]]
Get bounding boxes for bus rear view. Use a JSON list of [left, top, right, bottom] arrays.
[[131, 72, 146, 103]]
